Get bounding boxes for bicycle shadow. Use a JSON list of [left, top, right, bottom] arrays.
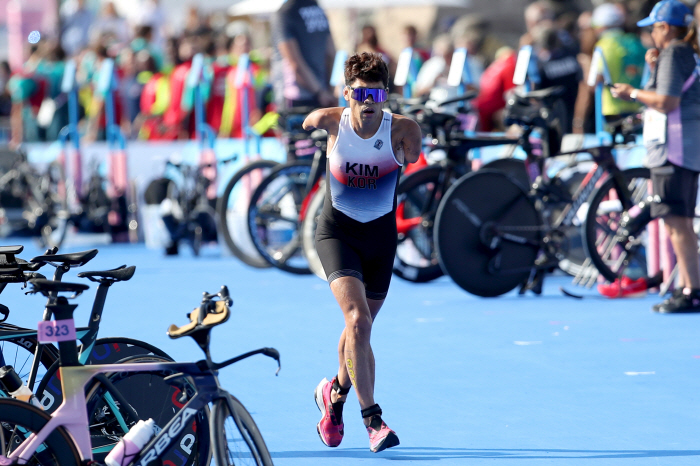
[[271, 447, 700, 461]]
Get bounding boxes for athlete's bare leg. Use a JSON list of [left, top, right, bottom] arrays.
[[334, 297, 383, 403], [329, 276, 385, 424]]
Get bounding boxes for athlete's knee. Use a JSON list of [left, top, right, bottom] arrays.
[[345, 308, 372, 340]]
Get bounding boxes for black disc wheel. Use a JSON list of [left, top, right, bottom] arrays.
[[248, 160, 314, 274], [212, 394, 273, 466], [393, 166, 452, 283], [480, 158, 530, 191], [217, 159, 279, 268], [35, 336, 171, 413], [301, 180, 327, 280], [0, 398, 81, 466], [435, 169, 541, 297], [583, 167, 651, 283]]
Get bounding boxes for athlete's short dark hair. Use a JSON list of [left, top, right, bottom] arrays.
[[344, 52, 389, 89]]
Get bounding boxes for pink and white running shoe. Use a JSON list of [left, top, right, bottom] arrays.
[[366, 416, 400, 453], [314, 377, 344, 447]]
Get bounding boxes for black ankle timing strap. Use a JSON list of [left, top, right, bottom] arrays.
[[361, 404, 382, 419], [332, 377, 351, 396]]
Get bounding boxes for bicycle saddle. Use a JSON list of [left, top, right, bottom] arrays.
[[31, 249, 98, 267], [0, 245, 23, 256], [28, 278, 89, 296], [167, 300, 230, 339], [78, 265, 136, 283]]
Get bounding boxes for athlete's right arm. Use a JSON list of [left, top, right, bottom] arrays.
[[303, 108, 340, 132]]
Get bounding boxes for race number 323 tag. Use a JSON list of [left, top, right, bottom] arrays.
[[37, 320, 76, 343]]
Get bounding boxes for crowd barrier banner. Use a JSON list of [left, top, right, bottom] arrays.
[[394, 47, 419, 98], [330, 51, 349, 107], [587, 47, 613, 145], [513, 45, 540, 92], [58, 58, 81, 206]]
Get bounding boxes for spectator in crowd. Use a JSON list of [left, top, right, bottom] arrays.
[[356, 25, 391, 64], [61, 0, 94, 57], [414, 34, 455, 98], [0, 62, 12, 117], [402, 25, 430, 62], [131, 26, 164, 71], [522, 0, 557, 46], [532, 24, 582, 132], [572, 10, 598, 133], [451, 14, 505, 68], [271, 0, 335, 111], [90, 1, 130, 48], [472, 46, 518, 131], [591, 3, 646, 118], [126, 0, 165, 48], [612, 0, 700, 312]]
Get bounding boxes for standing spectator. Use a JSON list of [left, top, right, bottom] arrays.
[[90, 1, 130, 48], [127, 0, 165, 48], [472, 47, 518, 131], [402, 25, 430, 62], [61, 0, 94, 57], [271, 0, 335, 110], [451, 14, 506, 68], [612, 0, 700, 312], [591, 3, 646, 118], [414, 34, 459, 100], [532, 25, 582, 132]]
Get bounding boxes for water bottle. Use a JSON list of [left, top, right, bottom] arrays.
[[0, 365, 42, 409], [104, 419, 157, 466]]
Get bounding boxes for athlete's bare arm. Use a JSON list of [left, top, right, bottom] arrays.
[[391, 115, 422, 164]]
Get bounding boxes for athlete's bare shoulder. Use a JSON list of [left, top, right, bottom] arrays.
[[390, 113, 422, 164], [303, 107, 344, 132]]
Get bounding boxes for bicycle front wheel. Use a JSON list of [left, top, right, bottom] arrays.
[[0, 398, 81, 466], [212, 394, 273, 466], [301, 180, 327, 280], [583, 167, 651, 283], [393, 165, 449, 283], [248, 160, 314, 274], [435, 169, 541, 297], [217, 160, 279, 268]]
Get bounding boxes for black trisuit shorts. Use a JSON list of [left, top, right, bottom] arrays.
[[315, 209, 397, 301]]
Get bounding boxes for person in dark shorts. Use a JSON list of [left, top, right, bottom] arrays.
[[271, 0, 336, 110], [302, 52, 421, 452], [612, 0, 700, 313]]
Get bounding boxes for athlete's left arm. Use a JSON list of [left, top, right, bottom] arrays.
[[394, 116, 422, 164]]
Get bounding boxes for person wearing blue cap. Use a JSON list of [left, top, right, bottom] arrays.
[[611, 0, 700, 313]]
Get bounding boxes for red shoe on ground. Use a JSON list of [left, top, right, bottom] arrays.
[[314, 377, 344, 447], [597, 272, 663, 298]]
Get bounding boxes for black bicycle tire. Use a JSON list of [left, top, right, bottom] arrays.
[[0, 326, 58, 394], [583, 167, 651, 282], [212, 394, 273, 466], [84, 354, 211, 466], [35, 336, 172, 413], [301, 180, 327, 281], [435, 169, 541, 297], [0, 398, 81, 466], [248, 160, 314, 275], [480, 158, 530, 191], [393, 165, 447, 283], [217, 159, 280, 268]]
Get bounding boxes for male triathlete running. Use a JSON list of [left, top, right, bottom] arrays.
[[302, 52, 421, 453]]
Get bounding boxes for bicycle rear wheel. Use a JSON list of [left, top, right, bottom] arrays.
[[212, 394, 273, 466], [301, 180, 327, 280], [583, 167, 651, 283], [248, 160, 314, 274], [393, 165, 449, 283], [480, 158, 530, 191], [35, 336, 171, 412], [0, 398, 81, 466], [217, 159, 280, 268], [85, 355, 210, 465], [435, 169, 541, 297]]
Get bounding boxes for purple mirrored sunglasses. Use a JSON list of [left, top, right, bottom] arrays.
[[348, 86, 388, 103]]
